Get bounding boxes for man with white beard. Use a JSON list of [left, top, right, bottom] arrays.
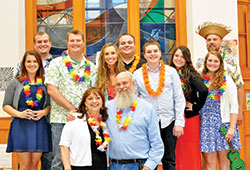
[[106, 71, 164, 170]]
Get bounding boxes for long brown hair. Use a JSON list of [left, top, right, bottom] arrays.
[[169, 46, 202, 99], [96, 43, 126, 93], [17, 50, 45, 82], [77, 87, 108, 121], [201, 51, 225, 91]]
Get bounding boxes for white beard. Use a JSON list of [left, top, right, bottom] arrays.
[[115, 88, 135, 109]]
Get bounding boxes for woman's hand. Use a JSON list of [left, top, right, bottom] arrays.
[[20, 109, 33, 119], [186, 102, 193, 111], [32, 110, 46, 121], [225, 127, 235, 142]]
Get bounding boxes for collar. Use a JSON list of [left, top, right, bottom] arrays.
[[146, 62, 161, 73], [45, 54, 53, 62]]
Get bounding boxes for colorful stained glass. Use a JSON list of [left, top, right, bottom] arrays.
[[140, 0, 176, 63], [37, 0, 73, 56], [36, 0, 176, 63], [85, 0, 127, 57]]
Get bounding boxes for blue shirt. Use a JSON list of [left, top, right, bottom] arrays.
[[133, 64, 185, 128], [106, 98, 164, 170]]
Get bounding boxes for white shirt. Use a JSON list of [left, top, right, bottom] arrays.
[[133, 64, 185, 128], [220, 75, 238, 123], [59, 114, 92, 166]]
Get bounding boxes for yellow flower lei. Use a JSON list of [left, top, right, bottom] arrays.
[[115, 100, 138, 130], [128, 54, 140, 73]]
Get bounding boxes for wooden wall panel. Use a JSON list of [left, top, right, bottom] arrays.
[[0, 117, 18, 170], [25, 0, 37, 50], [127, 0, 141, 57], [238, 0, 250, 169]]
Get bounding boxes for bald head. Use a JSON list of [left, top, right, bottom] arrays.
[[115, 71, 135, 95]]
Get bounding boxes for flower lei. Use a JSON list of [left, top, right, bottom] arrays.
[[62, 50, 91, 83], [177, 69, 186, 91], [142, 60, 165, 97], [115, 100, 138, 130], [128, 54, 140, 73], [23, 77, 43, 108], [203, 72, 226, 100], [88, 114, 111, 152]]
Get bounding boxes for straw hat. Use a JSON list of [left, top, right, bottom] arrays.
[[196, 21, 232, 39]]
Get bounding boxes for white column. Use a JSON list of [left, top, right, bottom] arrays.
[[0, 0, 25, 116], [186, 0, 238, 63]]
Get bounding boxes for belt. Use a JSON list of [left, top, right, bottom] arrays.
[[110, 158, 146, 164]]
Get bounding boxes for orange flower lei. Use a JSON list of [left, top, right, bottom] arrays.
[[142, 60, 165, 97], [128, 54, 140, 73], [115, 100, 138, 130]]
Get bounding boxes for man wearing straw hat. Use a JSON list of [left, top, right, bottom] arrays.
[[196, 21, 244, 125]]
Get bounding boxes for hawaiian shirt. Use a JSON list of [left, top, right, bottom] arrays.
[[45, 55, 97, 123], [196, 51, 244, 88]]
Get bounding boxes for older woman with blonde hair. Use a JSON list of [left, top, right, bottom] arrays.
[[96, 43, 126, 100]]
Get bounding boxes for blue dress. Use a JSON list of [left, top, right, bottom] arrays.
[[6, 85, 52, 152], [200, 89, 241, 152]]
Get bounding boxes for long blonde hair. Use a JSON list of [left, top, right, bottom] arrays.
[[96, 43, 126, 93], [201, 51, 225, 91]]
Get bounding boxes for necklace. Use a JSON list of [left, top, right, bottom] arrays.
[[88, 114, 111, 152], [128, 54, 140, 73], [115, 99, 138, 130], [62, 50, 91, 83], [142, 60, 165, 97], [23, 76, 43, 108], [203, 72, 226, 100], [177, 69, 186, 91]]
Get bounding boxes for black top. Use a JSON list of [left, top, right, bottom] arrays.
[[184, 73, 208, 118], [124, 56, 146, 71], [73, 123, 107, 170]]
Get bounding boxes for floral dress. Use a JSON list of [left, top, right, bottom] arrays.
[[200, 89, 241, 152]]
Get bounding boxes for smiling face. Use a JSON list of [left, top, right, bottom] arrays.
[[118, 35, 135, 58], [25, 55, 39, 75], [115, 72, 135, 96], [172, 49, 186, 69], [205, 54, 221, 74], [206, 34, 222, 52], [33, 34, 51, 57], [67, 33, 84, 54], [84, 92, 103, 114], [104, 46, 118, 67], [144, 44, 161, 67]]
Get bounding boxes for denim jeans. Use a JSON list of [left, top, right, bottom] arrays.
[[51, 123, 65, 170], [41, 121, 53, 170], [160, 121, 177, 170], [41, 151, 53, 170], [109, 160, 146, 170]]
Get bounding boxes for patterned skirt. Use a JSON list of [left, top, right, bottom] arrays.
[[200, 96, 241, 152]]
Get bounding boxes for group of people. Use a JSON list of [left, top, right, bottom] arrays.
[[2, 21, 244, 170]]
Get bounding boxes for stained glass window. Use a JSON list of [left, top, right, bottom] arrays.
[[37, 0, 73, 56], [36, 0, 176, 62], [85, 0, 127, 57], [140, 0, 175, 63]]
